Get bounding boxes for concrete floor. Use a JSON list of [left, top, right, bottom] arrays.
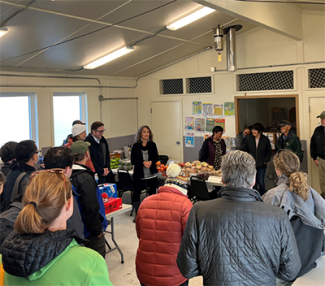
[[104, 193, 203, 286]]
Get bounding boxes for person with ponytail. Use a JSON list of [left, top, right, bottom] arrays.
[[263, 150, 325, 284], [0, 170, 112, 286]]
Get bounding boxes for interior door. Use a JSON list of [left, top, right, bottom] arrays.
[[309, 97, 325, 193], [151, 101, 182, 162]]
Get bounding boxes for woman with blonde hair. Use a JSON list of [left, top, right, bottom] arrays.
[[0, 170, 112, 286], [263, 150, 325, 284]]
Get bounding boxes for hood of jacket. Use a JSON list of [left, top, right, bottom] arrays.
[[1, 229, 85, 279], [219, 185, 263, 202], [263, 175, 325, 229], [70, 163, 94, 178]]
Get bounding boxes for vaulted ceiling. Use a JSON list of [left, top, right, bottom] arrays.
[[0, 0, 323, 77]]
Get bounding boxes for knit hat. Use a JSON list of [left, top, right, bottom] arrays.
[[72, 124, 87, 137], [164, 164, 188, 195]]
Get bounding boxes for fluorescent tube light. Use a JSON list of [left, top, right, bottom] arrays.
[[84, 46, 134, 69], [166, 7, 215, 31], [0, 27, 9, 38]]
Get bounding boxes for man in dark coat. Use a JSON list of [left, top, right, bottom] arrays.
[[275, 120, 303, 162], [85, 121, 114, 184], [243, 122, 272, 196], [310, 111, 325, 198], [0, 141, 17, 176], [177, 150, 301, 286]]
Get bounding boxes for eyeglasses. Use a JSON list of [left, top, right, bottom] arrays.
[[30, 168, 68, 200], [96, 129, 106, 133], [35, 151, 41, 154]]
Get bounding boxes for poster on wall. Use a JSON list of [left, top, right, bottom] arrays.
[[192, 101, 202, 115], [214, 104, 223, 118], [195, 118, 205, 133], [204, 134, 211, 140], [215, 119, 225, 132], [202, 103, 213, 117], [224, 102, 235, 117], [206, 118, 215, 132], [185, 117, 194, 131], [185, 132, 195, 148]]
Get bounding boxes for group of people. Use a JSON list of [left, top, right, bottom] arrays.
[[0, 112, 324, 286]]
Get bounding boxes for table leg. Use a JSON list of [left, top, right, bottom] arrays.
[[107, 217, 124, 263]]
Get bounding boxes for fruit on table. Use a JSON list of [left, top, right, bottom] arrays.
[[156, 161, 161, 166]]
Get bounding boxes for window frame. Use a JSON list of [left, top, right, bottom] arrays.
[[0, 92, 38, 146]]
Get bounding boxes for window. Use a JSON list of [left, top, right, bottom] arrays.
[[53, 93, 88, 146], [0, 93, 38, 148]]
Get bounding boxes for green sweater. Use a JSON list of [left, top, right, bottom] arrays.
[[1, 239, 113, 286]]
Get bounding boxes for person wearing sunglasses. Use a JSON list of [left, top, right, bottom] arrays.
[[0, 140, 39, 212], [86, 121, 115, 184], [263, 150, 325, 285], [0, 170, 112, 286]]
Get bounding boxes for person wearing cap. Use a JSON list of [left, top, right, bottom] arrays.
[[64, 123, 95, 173], [135, 164, 192, 286], [275, 120, 303, 162], [69, 141, 106, 258], [62, 119, 84, 145], [310, 111, 325, 198]]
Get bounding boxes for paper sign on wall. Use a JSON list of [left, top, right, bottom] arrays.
[[185, 117, 194, 131], [192, 101, 202, 115], [206, 118, 215, 132], [202, 103, 213, 117], [214, 104, 223, 118], [215, 119, 225, 132], [195, 118, 205, 133], [224, 102, 235, 117], [185, 132, 195, 148]]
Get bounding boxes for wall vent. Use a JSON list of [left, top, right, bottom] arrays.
[[237, 71, 294, 91], [309, 68, 325, 88], [187, 76, 212, 93], [160, 78, 183, 95]]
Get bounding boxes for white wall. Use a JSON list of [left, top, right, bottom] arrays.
[[0, 73, 137, 149]]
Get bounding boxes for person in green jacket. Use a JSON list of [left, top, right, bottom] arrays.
[[0, 170, 113, 286], [275, 120, 303, 162]]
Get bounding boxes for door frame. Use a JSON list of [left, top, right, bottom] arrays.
[[150, 99, 183, 162], [234, 94, 300, 137]]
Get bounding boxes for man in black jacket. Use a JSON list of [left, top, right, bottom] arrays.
[[177, 150, 301, 286], [70, 140, 106, 258], [0, 141, 17, 176], [0, 140, 38, 212], [85, 121, 114, 184], [243, 122, 272, 196], [310, 111, 325, 198]]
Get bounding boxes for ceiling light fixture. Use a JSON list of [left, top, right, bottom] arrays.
[[166, 6, 215, 31], [0, 27, 9, 38], [83, 46, 134, 69]]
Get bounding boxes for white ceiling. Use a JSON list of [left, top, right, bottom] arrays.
[[0, 0, 323, 77]]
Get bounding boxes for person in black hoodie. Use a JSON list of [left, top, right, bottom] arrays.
[[70, 140, 106, 258], [85, 121, 114, 184], [0, 141, 17, 176], [0, 140, 38, 212], [131, 125, 159, 222], [243, 122, 272, 196]]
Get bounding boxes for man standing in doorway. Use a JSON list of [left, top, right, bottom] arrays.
[[86, 121, 114, 184], [275, 120, 303, 162], [243, 123, 272, 196], [310, 111, 325, 198]]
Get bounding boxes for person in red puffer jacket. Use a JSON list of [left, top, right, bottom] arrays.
[[135, 164, 193, 286]]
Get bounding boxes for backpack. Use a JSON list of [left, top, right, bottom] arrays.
[[72, 184, 108, 238]]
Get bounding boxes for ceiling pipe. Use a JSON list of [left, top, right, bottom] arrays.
[[224, 25, 242, 72]]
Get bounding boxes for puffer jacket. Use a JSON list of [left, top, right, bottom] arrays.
[[177, 186, 301, 286], [136, 186, 193, 286], [263, 175, 325, 277], [0, 229, 112, 285]]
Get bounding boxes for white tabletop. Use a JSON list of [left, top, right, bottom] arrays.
[[292, 256, 325, 285], [105, 204, 132, 220]]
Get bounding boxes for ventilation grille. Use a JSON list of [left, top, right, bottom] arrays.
[[188, 76, 212, 93], [309, 68, 325, 88], [238, 71, 294, 91], [161, 79, 183, 94]]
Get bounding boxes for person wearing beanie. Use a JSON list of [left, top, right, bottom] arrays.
[[135, 164, 193, 286], [62, 120, 85, 146], [64, 124, 95, 173]]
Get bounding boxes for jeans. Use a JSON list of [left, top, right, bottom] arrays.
[[84, 232, 106, 259], [254, 168, 266, 196]]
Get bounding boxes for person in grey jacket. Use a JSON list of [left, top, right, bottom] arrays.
[[235, 126, 251, 150], [177, 150, 301, 286], [263, 150, 325, 283]]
